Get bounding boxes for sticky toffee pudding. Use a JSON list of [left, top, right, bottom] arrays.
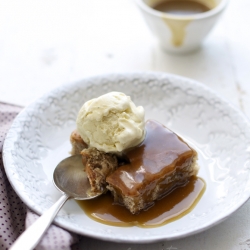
[[106, 120, 199, 214]]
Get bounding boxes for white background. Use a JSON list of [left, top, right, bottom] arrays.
[[1, 0, 250, 249]]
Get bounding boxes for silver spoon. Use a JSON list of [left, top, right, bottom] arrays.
[[10, 154, 102, 250]]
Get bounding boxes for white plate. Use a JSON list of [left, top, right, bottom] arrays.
[[3, 72, 250, 243]]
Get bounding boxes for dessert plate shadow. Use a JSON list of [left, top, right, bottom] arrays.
[[3, 72, 250, 243]]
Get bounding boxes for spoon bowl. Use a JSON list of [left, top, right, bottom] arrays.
[[10, 154, 103, 250], [53, 154, 102, 200]]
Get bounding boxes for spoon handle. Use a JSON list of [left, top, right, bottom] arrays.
[[10, 194, 69, 250]]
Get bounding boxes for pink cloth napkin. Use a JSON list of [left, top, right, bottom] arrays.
[[0, 102, 80, 250]]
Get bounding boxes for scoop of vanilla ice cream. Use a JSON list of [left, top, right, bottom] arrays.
[[76, 92, 145, 153]]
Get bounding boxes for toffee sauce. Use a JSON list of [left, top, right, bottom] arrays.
[[77, 176, 205, 228], [153, 0, 211, 15]]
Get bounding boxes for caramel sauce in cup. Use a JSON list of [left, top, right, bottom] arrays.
[[153, 0, 211, 15]]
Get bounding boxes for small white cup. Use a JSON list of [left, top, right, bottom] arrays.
[[135, 0, 228, 54]]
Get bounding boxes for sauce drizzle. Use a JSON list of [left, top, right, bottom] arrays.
[[77, 176, 205, 228]]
